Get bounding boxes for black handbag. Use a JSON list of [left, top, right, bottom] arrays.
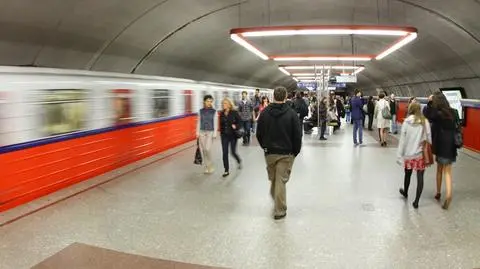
[[453, 110, 463, 149], [194, 139, 203, 165], [234, 127, 245, 139]]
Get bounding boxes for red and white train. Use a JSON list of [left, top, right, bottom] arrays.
[[0, 66, 271, 212]]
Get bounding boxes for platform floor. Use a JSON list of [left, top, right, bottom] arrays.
[[1, 125, 480, 269]]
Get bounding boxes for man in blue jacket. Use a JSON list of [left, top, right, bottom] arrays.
[[351, 89, 365, 146]]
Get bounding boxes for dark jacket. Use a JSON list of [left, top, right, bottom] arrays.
[[219, 110, 242, 136], [319, 102, 327, 121], [390, 100, 397, 115], [293, 97, 309, 119], [336, 100, 345, 118], [286, 99, 295, 111], [367, 100, 375, 114], [351, 96, 364, 121], [256, 103, 302, 156], [424, 106, 458, 159]]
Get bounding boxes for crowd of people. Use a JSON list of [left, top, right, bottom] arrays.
[[196, 87, 462, 219]]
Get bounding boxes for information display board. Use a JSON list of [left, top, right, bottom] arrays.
[[336, 75, 357, 83], [440, 87, 466, 123]]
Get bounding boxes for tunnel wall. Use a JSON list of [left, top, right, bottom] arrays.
[[0, 114, 196, 212]]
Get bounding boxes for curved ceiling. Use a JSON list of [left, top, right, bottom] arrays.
[[0, 0, 479, 97]]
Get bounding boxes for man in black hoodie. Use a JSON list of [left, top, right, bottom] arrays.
[[256, 86, 302, 220]]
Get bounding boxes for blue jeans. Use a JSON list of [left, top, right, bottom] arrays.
[[390, 114, 398, 133], [353, 119, 363, 144], [241, 120, 251, 144], [346, 111, 351, 123]]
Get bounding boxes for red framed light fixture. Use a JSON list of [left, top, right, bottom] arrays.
[[282, 65, 364, 70], [272, 55, 373, 62], [230, 25, 418, 61]]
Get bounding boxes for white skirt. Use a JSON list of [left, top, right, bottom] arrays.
[[376, 117, 390, 129]]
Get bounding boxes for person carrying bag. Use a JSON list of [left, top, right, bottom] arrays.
[[193, 139, 203, 165], [397, 102, 432, 209]]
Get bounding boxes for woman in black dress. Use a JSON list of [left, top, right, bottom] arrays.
[[219, 98, 242, 177], [424, 91, 459, 209]]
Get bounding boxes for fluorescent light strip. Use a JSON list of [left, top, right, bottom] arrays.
[[230, 34, 269, 60], [294, 77, 325, 80], [293, 77, 299, 82], [376, 33, 418, 60], [278, 67, 291, 76], [297, 80, 319, 82], [284, 65, 362, 70], [242, 29, 409, 37], [353, 67, 366, 75], [292, 73, 325, 76], [274, 56, 372, 62]]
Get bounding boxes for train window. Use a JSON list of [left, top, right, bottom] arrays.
[[234, 91, 241, 101], [40, 89, 87, 136], [152, 89, 170, 118], [214, 91, 221, 109], [112, 89, 133, 125], [182, 90, 193, 113], [201, 90, 208, 109]]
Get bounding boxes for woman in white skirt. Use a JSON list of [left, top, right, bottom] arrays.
[[375, 93, 391, 147]]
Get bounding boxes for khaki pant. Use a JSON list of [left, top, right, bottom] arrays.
[[198, 131, 214, 170], [265, 154, 295, 216]]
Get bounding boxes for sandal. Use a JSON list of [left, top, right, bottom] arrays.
[[434, 193, 441, 201], [442, 198, 452, 210]]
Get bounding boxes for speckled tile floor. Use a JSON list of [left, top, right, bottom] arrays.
[[1, 125, 480, 269]]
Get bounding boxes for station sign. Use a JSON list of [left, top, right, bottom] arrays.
[[335, 75, 357, 83]]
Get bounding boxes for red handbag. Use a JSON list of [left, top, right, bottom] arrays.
[[422, 124, 434, 166]]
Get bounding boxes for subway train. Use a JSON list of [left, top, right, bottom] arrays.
[[0, 66, 271, 212]]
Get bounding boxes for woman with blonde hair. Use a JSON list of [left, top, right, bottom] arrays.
[[397, 102, 432, 209], [219, 97, 242, 177]]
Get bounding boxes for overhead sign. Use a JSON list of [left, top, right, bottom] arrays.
[[335, 75, 357, 83], [297, 82, 317, 89]]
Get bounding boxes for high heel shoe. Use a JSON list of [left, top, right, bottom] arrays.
[[442, 198, 452, 210], [434, 193, 441, 201]]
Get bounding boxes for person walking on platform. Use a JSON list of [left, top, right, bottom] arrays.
[[424, 91, 460, 210], [389, 93, 398, 134], [375, 93, 391, 146], [397, 102, 432, 209], [367, 96, 375, 131], [316, 97, 328, 140], [293, 92, 309, 133], [256, 86, 302, 220], [196, 95, 218, 174], [220, 98, 242, 177], [237, 91, 254, 146], [351, 89, 364, 146], [345, 96, 352, 124], [251, 89, 262, 134]]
